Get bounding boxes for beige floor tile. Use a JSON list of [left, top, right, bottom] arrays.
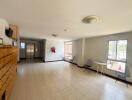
[[9, 61, 132, 100]]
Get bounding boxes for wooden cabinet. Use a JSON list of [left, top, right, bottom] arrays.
[[0, 45, 17, 100], [9, 24, 19, 40]]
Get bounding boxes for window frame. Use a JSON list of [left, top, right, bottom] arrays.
[[107, 39, 128, 72], [64, 41, 73, 60]]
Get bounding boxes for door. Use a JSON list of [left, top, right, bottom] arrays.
[[26, 43, 35, 59]]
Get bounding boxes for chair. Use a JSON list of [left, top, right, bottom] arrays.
[[69, 56, 75, 63]]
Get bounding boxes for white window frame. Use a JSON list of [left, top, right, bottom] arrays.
[[64, 41, 72, 60], [107, 40, 128, 73]]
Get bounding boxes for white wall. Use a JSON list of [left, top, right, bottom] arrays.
[[72, 38, 85, 67], [0, 19, 12, 45], [45, 40, 64, 61], [72, 31, 132, 82]]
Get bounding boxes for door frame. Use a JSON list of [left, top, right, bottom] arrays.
[[26, 43, 35, 59]]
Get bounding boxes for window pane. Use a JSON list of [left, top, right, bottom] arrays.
[[108, 41, 117, 60], [107, 60, 126, 73], [20, 42, 25, 49], [117, 40, 127, 61], [65, 42, 72, 60]]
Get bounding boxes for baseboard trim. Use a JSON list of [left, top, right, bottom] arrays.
[[45, 60, 64, 63], [20, 57, 42, 59], [68, 62, 132, 85], [17, 61, 20, 63], [64, 60, 78, 65], [87, 67, 132, 85]]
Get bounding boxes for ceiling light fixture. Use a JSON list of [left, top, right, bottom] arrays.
[[82, 15, 99, 24], [52, 34, 58, 37]]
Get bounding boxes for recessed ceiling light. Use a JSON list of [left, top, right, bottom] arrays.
[[82, 15, 99, 24]]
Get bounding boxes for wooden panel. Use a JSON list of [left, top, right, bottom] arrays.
[[0, 46, 17, 100], [0, 80, 2, 91], [0, 47, 14, 59]]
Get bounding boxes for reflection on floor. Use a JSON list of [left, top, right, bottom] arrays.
[[20, 58, 44, 63], [10, 61, 132, 100]]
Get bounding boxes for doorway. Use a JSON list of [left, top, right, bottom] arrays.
[[20, 38, 46, 63], [26, 43, 35, 59]]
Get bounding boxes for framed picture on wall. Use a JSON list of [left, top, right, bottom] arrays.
[[0, 38, 3, 45]]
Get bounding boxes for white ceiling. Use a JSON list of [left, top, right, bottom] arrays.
[[0, 0, 132, 40]]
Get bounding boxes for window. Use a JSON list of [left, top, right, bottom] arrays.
[[107, 40, 127, 73], [64, 42, 72, 60], [20, 42, 25, 49]]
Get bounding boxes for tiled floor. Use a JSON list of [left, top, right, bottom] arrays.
[[10, 61, 132, 100]]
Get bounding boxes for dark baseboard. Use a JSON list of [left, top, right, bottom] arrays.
[[86, 67, 132, 85], [45, 60, 64, 63], [20, 58, 45, 62], [17, 61, 20, 63], [20, 57, 42, 59], [20, 58, 26, 60], [67, 62, 132, 85], [20, 58, 63, 63]]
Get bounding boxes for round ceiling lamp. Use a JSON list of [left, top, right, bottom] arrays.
[[52, 34, 58, 37], [82, 15, 99, 24]]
